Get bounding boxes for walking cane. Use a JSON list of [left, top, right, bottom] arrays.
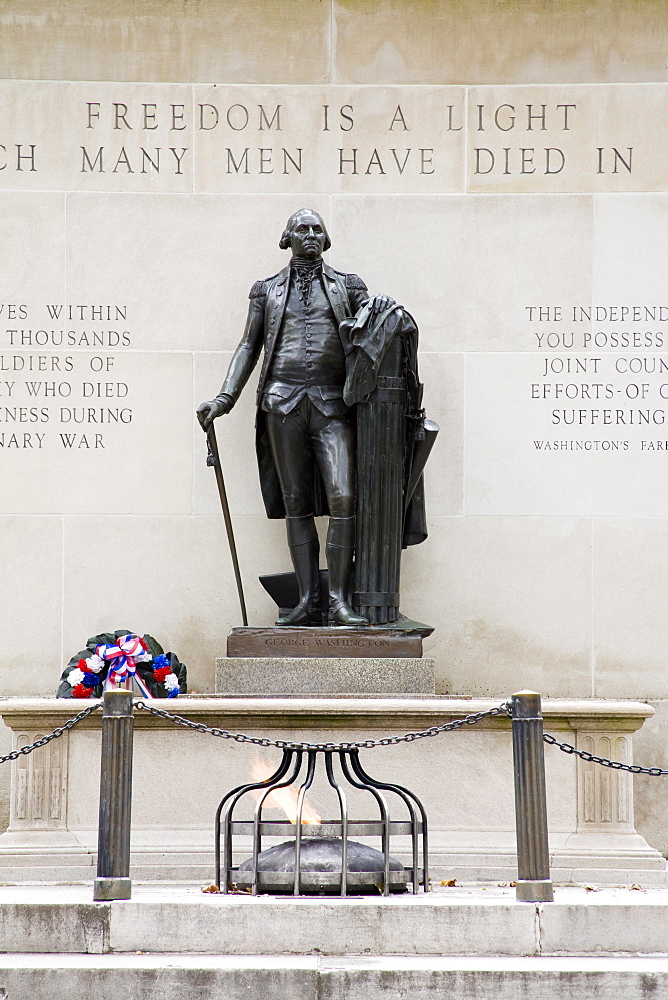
[[203, 421, 249, 627]]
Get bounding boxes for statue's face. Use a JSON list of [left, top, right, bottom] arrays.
[[289, 212, 326, 259]]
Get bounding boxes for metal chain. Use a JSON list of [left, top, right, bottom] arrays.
[[543, 732, 668, 776], [6, 700, 665, 774], [134, 700, 511, 751], [0, 700, 102, 764]]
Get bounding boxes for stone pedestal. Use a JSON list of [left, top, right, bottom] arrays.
[[216, 657, 436, 695], [220, 625, 434, 694], [0, 697, 663, 887]]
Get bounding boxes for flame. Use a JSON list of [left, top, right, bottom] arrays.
[[250, 756, 322, 825]]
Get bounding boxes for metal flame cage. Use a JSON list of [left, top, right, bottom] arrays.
[[214, 747, 429, 896]]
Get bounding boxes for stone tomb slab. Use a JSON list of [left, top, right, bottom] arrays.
[[216, 654, 435, 696], [227, 627, 423, 659], [0, 698, 664, 887]]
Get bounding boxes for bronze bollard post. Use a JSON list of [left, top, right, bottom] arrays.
[[511, 691, 554, 902], [93, 689, 134, 901]]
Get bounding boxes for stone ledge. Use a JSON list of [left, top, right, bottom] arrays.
[[0, 696, 654, 732]]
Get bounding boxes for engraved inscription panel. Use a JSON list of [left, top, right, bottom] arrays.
[[227, 627, 423, 658]]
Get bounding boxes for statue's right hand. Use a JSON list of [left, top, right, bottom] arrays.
[[196, 396, 232, 430]]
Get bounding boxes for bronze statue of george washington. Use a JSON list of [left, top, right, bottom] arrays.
[[197, 208, 398, 627]]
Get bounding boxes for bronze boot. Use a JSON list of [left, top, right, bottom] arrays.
[[276, 514, 321, 626], [326, 516, 369, 626]]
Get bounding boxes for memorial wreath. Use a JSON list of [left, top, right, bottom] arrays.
[[56, 630, 187, 700]]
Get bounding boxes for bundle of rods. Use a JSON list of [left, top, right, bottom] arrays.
[[354, 345, 406, 625]]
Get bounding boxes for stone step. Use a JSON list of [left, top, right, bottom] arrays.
[[1, 885, 668, 957], [1, 954, 668, 1000]]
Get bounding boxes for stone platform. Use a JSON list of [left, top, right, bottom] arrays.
[[1, 883, 668, 956], [1, 885, 668, 999], [0, 697, 664, 887]]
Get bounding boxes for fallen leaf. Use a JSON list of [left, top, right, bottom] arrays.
[[201, 884, 221, 894], [497, 882, 509, 887], [440, 878, 457, 887], [509, 881, 516, 887], [584, 885, 598, 892], [630, 884, 646, 891]]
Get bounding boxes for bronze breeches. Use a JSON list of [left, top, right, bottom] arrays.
[[265, 397, 355, 518]]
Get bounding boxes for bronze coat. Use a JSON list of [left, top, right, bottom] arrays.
[[219, 262, 369, 518]]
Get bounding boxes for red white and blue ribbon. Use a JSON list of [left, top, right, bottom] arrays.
[[97, 633, 154, 698]]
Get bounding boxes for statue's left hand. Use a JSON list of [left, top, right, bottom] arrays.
[[369, 293, 396, 314]]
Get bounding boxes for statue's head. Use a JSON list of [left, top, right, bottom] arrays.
[[279, 208, 331, 258]]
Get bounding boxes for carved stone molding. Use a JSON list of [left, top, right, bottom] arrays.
[[576, 731, 634, 833], [10, 731, 68, 831]]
